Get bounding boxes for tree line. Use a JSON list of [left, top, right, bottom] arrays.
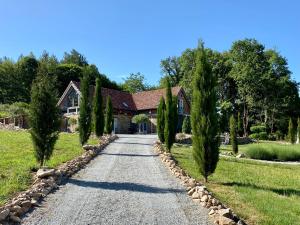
[[0, 49, 120, 104], [159, 38, 300, 139]]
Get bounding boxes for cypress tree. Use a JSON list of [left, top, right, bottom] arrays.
[[182, 116, 191, 134], [29, 67, 60, 167], [164, 78, 174, 152], [157, 97, 165, 143], [297, 118, 300, 144], [191, 42, 219, 182], [104, 96, 113, 134], [93, 77, 104, 137], [288, 118, 296, 144], [172, 95, 178, 139], [230, 115, 238, 154], [79, 70, 92, 145], [237, 111, 242, 136]]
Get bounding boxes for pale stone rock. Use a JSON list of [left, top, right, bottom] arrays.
[[201, 195, 208, 202], [192, 192, 201, 199], [236, 153, 246, 158], [36, 168, 55, 178], [218, 208, 232, 218], [0, 209, 10, 221], [218, 216, 236, 225], [10, 215, 21, 223], [208, 209, 215, 215]]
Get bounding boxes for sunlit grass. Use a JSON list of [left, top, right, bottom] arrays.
[[0, 130, 98, 205], [172, 145, 300, 225]]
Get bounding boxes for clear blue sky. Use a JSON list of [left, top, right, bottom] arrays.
[[1, 0, 299, 85]]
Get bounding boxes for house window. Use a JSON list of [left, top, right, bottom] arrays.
[[67, 89, 79, 107], [178, 98, 184, 114]]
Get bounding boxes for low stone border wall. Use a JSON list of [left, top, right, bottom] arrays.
[[153, 140, 247, 225], [0, 135, 118, 224]]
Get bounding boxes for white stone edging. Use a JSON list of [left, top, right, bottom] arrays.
[[153, 140, 247, 225], [0, 135, 118, 224]]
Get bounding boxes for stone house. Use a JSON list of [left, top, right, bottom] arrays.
[[57, 81, 190, 134]]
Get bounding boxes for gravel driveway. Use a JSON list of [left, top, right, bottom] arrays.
[[22, 134, 212, 225]]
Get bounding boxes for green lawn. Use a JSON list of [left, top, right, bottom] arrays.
[[172, 145, 300, 225], [0, 130, 98, 206]]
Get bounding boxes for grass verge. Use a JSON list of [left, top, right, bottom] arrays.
[[172, 145, 300, 225], [0, 130, 98, 206]]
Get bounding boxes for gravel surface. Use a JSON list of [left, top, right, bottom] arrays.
[[22, 134, 213, 225]]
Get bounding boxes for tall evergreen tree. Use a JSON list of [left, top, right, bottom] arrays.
[[297, 118, 300, 144], [164, 78, 174, 152], [29, 67, 60, 167], [230, 115, 238, 154], [182, 116, 191, 134], [172, 95, 178, 141], [104, 96, 113, 134], [157, 97, 166, 143], [288, 118, 296, 144], [237, 111, 242, 136], [79, 71, 92, 145], [191, 42, 219, 182], [93, 77, 104, 137]]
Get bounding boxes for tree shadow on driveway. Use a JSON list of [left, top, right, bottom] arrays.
[[113, 141, 154, 146], [99, 152, 158, 157], [68, 179, 184, 194]]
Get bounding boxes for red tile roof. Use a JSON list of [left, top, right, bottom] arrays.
[[73, 81, 136, 111], [132, 87, 182, 110], [72, 81, 183, 111]]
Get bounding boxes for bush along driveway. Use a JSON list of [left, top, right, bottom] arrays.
[[0, 135, 117, 224]]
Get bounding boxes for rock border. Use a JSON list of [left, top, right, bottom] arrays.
[[153, 140, 247, 225], [0, 135, 118, 224]]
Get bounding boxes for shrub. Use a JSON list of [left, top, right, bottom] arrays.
[[132, 114, 149, 124], [245, 145, 276, 161], [250, 125, 266, 133], [182, 116, 191, 134], [245, 143, 300, 161], [68, 118, 77, 126], [249, 124, 267, 140]]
